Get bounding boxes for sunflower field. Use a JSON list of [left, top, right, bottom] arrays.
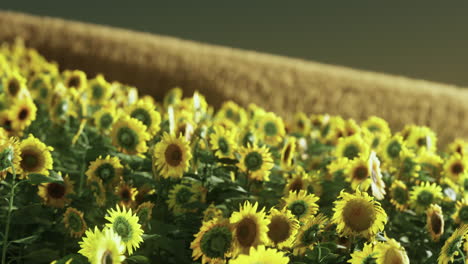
[[1, 39, 468, 264]]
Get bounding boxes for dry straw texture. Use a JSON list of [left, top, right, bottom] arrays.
[[1, 10, 467, 146]]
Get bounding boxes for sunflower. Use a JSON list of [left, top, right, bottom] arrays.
[[116, 182, 138, 209], [344, 119, 361, 137], [348, 243, 378, 264], [237, 144, 274, 181], [93, 104, 118, 133], [335, 134, 370, 161], [79, 227, 126, 264], [439, 225, 468, 264], [153, 132, 192, 179], [238, 126, 257, 148], [10, 97, 37, 131], [396, 148, 421, 182], [426, 204, 444, 242], [135, 201, 154, 226], [418, 150, 443, 179], [209, 125, 237, 159], [345, 155, 371, 191], [284, 168, 311, 195], [87, 74, 112, 104], [63, 207, 87, 238], [63, 70, 87, 91], [17, 134, 54, 178], [190, 218, 233, 264], [126, 99, 161, 136], [292, 112, 311, 135], [453, 199, 468, 224], [332, 190, 387, 240], [105, 205, 144, 255], [229, 245, 289, 264], [265, 208, 299, 249], [203, 203, 224, 222], [362, 116, 391, 136], [389, 180, 409, 211], [280, 136, 296, 171], [163, 87, 183, 108], [443, 153, 468, 183], [293, 213, 328, 255], [167, 181, 204, 215], [405, 126, 437, 153], [257, 112, 285, 146], [38, 174, 74, 208], [87, 176, 106, 207], [3, 71, 26, 98], [111, 115, 150, 155], [216, 101, 248, 128], [379, 135, 405, 166], [409, 182, 443, 214], [374, 238, 410, 264], [0, 137, 21, 179], [0, 111, 16, 137], [448, 139, 468, 156], [229, 201, 270, 255], [283, 190, 319, 222], [86, 155, 123, 189]]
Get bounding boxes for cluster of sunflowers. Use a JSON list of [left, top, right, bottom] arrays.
[[1, 39, 468, 264]]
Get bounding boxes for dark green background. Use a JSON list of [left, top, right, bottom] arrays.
[[2, 2, 468, 86]]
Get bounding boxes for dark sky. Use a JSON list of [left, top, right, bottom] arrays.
[[2, 1, 468, 87]]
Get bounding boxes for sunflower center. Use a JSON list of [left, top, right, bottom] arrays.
[[120, 188, 131, 201], [362, 256, 377, 264], [165, 143, 183, 167], [244, 152, 263, 171], [301, 224, 320, 245], [343, 144, 359, 160], [218, 138, 229, 154], [236, 217, 257, 248], [101, 250, 113, 264], [92, 84, 103, 99], [20, 150, 42, 172], [67, 76, 80, 88], [387, 141, 401, 159], [18, 108, 29, 120], [459, 206, 468, 223], [200, 226, 232, 258], [113, 216, 133, 242], [68, 213, 82, 232], [242, 132, 255, 147], [100, 113, 113, 129], [282, 145, 292, 163], [430, 213, 443, 235], [416, 190, 434, 207], [264, 122, 278, 136], [267, 216, 291, 244], [131, 108, 151, 127], [289, 201, 307, 218], [342, 199, 375, 232], [353, 165, 369, 180], [391, 187, 408, 205], [96, 163, 116, 182], [384, 248, 406, 264], [8, 79, 20, 96], [417, 137, 426, 147], [289, 178, 304, 193], [175, 187, 193, 205], [117, 127, 139, 150], [451, 162, 464, 175], [2, 119, 12, 132], [47, 182, 66, 199]]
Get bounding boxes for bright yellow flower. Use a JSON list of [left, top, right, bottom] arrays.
[[334, 134, 370, 161], [332, 190, 387, 240], [292, 112, 311, 135], [438, 225, 468, 264], [116, 182, 138, 209], [87, 74, 112, 104], [18, 134, 53, 178], [105, 205, 144, 255], [443, 153, 468, 183], [209, 125, 237, 159], [409, 181, 443, 214], [191, 218, 233, 264], [374, 238, 410, 264], [79, 227, 126, 264], [229, 245, 289, 264], [265, 208, 299, 249], [167, 181, 205, 215], [63, 207, 87, 238], [379, 135, 405, 168], [389, 180, 409, 211], [348, 243, 377, 264], [126, 99, 161, 136], [447, 138, 468, 156], [283, 190, 319, 222], [153, 132, 192, 179], [293, 213, 328, 255], [361, 116, 391, 137], [111, 115, 150, 155], [344, 155, 371, 191], [257, 112, 285, 146], [37, 174, 74, 208], [10, 97, 37, 131], [229, 201, 270, 255], [93, 103, 118, 133], [63, 70, 87, 91], [237, 144, 274, 181], [404, 125, 437, 153], [453, 199, 468, 224], [85, 155, 123, 189], [426, 204, 444, 242], [280, 136, 296, 171]]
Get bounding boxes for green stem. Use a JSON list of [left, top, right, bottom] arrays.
[[2, 166, 16, 264]]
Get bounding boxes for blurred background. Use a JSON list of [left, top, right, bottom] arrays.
[[1, 1, 467, 87]]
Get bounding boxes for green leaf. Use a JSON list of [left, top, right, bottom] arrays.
[[126, 255, 150, 263], [11, 235, 39, 244], [27, 173, 62, 184]]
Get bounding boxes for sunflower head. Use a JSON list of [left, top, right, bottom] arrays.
[[93, 104, 118, 133], [79, 227, 126, 264], [444, 153, 468, 182], [426, 204, 444, 242], [63, 70, 87, 91], [332, 190, 387, 240], [18, 134, 54, 178], [87, 74, 112, 104], [111, 115, 150, 155], [116, 182, 138, 209], [167, 181, 204, 215], [292, 112, 311, 135], [190, 218, 233, 264], [280, 136, 297, 171], [453, 199, 468, 224], [3, 71, 26, 98], [390, 180, 409, 211], [10, 97, 37, 132], [105, 205, 144, 255], [203, 203, 224, 222], [257, 112, 285, 146], [135, 201, 155, 226], [374, 238, 410, 264], [126, 99, 161, 136], [283, 190, 319, 222], [237, 144, 274, 181], [85, 155, 123, 188], [229, 245, 289, 264], [335, 134, 370, 161], [38, 174, 74, 208], [229, 201, 270, 255], [439, 225, 468, 264], [266, 208, 299, 249], [153, 132, 192, 179], [348, 243, 377, 264], [63, 207, 87, 238], [409, 181, 443, 214], [293, 213, 328, 256], [209, 125, 237, 159]]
